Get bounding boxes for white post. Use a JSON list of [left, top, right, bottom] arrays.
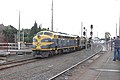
[[18, 11, 20, 43], [119, 16, 120, 37], [51, 0, 53, 31], [80, 22, 83, 48], [116, 23, 117, 37], [18, 42, 20, 50]]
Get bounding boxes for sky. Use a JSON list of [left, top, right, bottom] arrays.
[[0, 0, 120, 38]]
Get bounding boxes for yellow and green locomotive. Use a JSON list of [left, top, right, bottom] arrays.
[[32, 30, 86, 57]]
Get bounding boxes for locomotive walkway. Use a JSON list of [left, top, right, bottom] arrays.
[[70, 50, 120, 80]]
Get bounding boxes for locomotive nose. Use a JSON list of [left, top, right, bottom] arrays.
[[37, 35, 41, 38]]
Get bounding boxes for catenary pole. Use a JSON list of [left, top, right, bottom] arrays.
[[119, 15, 120, 37], [51, 0, 53, 31], [80, 22, 83, 48], [116, 23, 117, 37], [18, 11, 20, 42]]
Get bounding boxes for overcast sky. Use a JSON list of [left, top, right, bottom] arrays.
[[0, 0, 120, 38]]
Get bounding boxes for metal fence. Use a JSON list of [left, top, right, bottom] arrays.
[[0, 43, 32, 51]]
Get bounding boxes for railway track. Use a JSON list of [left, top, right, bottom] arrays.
[[0, 44, 103, 80], [0, 57, 38, 70], [48, 46, 103, 80]]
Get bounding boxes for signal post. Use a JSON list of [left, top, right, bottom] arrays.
[[90, 24, 93, 50]]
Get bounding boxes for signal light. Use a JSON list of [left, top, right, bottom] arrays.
[[90, 25, 93, 29], [83, 31, 86, 36], [90, 31, 93, 36], [83, 27, 85, 30]]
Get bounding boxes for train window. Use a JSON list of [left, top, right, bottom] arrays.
[[44, 32, 53, 36], [41, 38, 52, 42], [58, 39, 62, 47], [63, 39, 67, 47]]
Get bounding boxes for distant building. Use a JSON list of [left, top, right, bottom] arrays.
[[0, 24, 6, 43], [0, 24, 17, 43]]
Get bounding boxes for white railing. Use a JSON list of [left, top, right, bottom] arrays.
[[0, 43, 32, 50], [0, 43, 32, 60]]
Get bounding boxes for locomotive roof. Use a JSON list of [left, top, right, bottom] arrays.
[[37, 30, 79, 38], [52, 31, 78, 38]]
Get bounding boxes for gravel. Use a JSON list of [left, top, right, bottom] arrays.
[[0, 43, 102, 80]]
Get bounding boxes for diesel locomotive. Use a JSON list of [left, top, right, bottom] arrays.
[[32, 30, 87, 57]]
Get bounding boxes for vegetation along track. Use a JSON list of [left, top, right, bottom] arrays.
[[49, 45, 103, 80], [0, 57, 38, 70]]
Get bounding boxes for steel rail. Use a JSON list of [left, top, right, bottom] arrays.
[[1, 56, 35, 65], [0, 57, 38, 70], [49, 45, 103, 80]]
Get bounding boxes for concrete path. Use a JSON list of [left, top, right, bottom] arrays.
[[74, 51, 120, 80]]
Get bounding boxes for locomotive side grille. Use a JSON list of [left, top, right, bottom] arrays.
[[41, 45, 50, 49]]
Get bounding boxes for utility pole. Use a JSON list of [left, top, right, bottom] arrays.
[[81, 22, 83, 37], [119, 16, 120, 37], [116, 23, 117, 37], [23, 29, 24, 42], [51, 0, 53, 31], [18, 11, 20, 42], [80, 22, 83, 48], [18, 11, 21, 50], [97, 32, 98, 38]]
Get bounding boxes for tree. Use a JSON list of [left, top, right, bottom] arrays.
[[30, 21, 38, 35], [42, 28, 48, 31], [27, 21, 49, 42], [29, 21, 39, 42], [22, 29, 31, 43], [38, 24, 42, 32], [30, 21, 37, 35]]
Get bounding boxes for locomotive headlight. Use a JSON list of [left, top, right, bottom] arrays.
[[33, 38, 37, 42], [32, 45, 36, 48], [32, 38, 37, 49]]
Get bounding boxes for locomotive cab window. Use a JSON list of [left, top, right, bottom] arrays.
[[44, 32, 53, 36], [37, 32, 43, 35]]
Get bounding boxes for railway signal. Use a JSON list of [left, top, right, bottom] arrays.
[[83, 31, 86, 36], [90, 31, 93, 36], [83, 27, 88, 50], [83, 27, 86, 36], [90, 24, 93, 50], [90, 24, 93, 29], [83, 27, 85, 30], [90, 25, 93, 38]]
